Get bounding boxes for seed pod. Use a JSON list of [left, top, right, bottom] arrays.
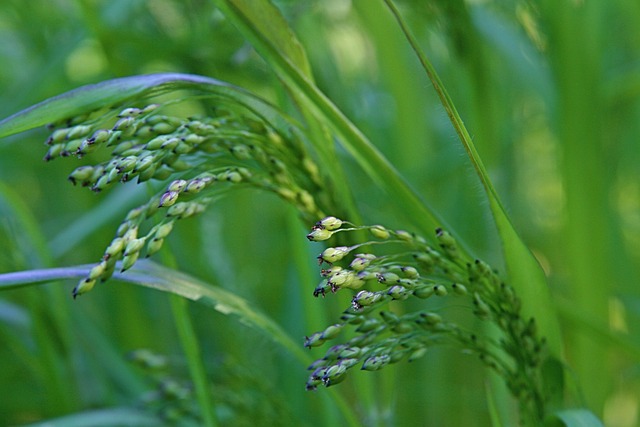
[[154, 221, 175, 239], [451, 283, 468, 296], [166, 202, 188, 217], [339, 347, 361, 359], [395, 230, 413, 241], [145, 135, 171, 150], [413, 286, 435, 299], [146, 238, 164, 257], [307, 228, 333, 242], [225, 171, 242, 183], [44, 143, 64, 161], [377, 272, 400, 284], [124, 238, 145, 256], [62, 138, 83, 155], [317, 216, 343, 231], [473, 292, 491, 319], [379, 310, 399, 324], [184, 179, 206, 194], [304, 332, 325, 348], [400, 266, 419, 279], [67, 125, 93, 140], [230, 144, 251, 160], [73, 277, 96, 298], [118, 107, 141, 117], [433, 284, 448, 296], [356, 318, 382, 333], [104, 237, 126, 259], [167, 179, 188, 193], [387, 285, 409, 300], [319, 246, 350, 263], [321, 324, 343, 340], [151, 122, 178, 135], [47, 128, 70, 145], [88, 261, 108, 280], [113, 116, 136, 132], [420, 312, 442, 326], [352, 290, 383, 309], [408, 347, 428, 362], [68, 166, 95, 185], [361, 354, 390, 371], [370, 225, 390, 239], [121, 252, 140, 272]]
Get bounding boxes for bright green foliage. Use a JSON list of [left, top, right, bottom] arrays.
[[0, 0, 637, 426]]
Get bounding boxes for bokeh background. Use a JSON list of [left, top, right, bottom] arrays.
[[1, 0, 639, 425]]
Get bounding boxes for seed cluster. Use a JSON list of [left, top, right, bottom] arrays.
[[304, 217, 548, 422], [42, 99, 330, 297]]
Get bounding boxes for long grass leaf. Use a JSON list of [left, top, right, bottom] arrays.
[[382, 0, 562, 355], [212, 0, 445, 236], [0, 73, 292, 139]]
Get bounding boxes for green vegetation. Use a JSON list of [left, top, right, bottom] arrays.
[[0, 1, 637, 426]]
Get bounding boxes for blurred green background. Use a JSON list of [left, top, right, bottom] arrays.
[[1, 0, 639, 425]]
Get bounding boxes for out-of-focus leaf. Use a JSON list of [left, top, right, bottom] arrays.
[[0, 73, 293, 139], [24, 407, 163, 427], [382, 0, 562, 355], [214, 0, 444, 236], [544, 409, 604, 427]]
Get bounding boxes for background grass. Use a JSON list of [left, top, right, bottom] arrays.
[[0, 0, 639, 425]]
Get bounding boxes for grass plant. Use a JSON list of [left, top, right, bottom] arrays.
[[0, 0, 638, 426]]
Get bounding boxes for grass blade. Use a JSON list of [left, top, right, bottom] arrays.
[[0, 261, 362, 426], [382, 0, 562, 355], [213, 0, 445, 236]]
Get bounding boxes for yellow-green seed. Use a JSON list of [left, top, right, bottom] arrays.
[[370, 225, 390, 239]]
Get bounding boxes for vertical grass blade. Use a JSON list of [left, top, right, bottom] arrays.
[[212, 0, 445, 237], [382, 0, 562, 355]]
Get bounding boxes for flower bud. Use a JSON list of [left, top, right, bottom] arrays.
[[420, 312, 442, 326]]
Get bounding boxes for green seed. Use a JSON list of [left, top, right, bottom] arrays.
[[370, 225, 390, 239]]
